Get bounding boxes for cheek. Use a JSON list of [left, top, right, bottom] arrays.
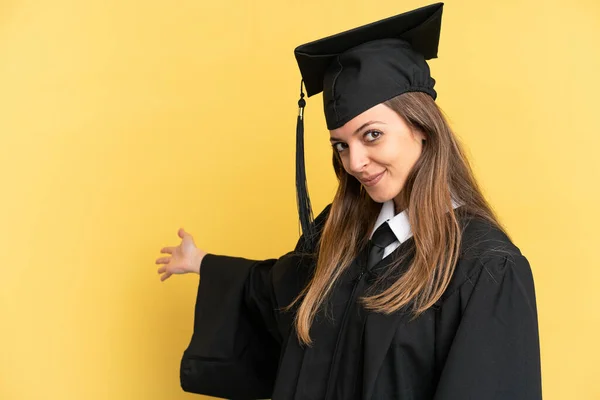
[[339, 156, 350, 173], [388, 139, 422, 174]]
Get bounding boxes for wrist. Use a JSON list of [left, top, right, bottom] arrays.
[[193, 252, 206, 275]]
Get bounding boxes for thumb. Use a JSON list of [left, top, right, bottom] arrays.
[[178, 228, 187, 239]]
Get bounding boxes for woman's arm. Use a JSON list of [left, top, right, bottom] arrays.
[[178, 203, 333, 399]]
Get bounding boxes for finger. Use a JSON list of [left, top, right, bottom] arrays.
[[179, 228, 190, 239], [160, 271, 172, 282], [160, 247, 174, 254], [155, 257, 170, 264], [157, 266, 167, 274]]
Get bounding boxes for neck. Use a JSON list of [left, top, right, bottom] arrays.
[[393, 195, 407, 215]]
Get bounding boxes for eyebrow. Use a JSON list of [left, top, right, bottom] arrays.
[[329, 120, 385, 142]]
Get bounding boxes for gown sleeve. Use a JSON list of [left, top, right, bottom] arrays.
[[179, 204, 332, 399], [433, 254, 543, 400], [180, 253, 281, 399]]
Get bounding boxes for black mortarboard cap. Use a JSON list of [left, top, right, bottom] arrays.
[[292, 3, 444, 250]]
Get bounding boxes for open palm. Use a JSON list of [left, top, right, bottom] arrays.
[[156, 228, 206, 281]]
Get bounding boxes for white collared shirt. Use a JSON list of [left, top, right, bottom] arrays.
[[369, 199, 462, 259]]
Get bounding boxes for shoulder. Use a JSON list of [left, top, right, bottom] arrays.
[[459, 214, 521, 261], [269, 204, 333, 305], [438, 213, 532, 303], [293, 203, 333, 253]]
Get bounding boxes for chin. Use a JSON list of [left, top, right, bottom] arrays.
[[365, 190, 393, 204], [365, 186, 402, 204]]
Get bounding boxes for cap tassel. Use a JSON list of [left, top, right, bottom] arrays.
[[296, 79, 316, 250]]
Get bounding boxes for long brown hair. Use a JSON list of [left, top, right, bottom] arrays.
[[290, 91, 507, 346]]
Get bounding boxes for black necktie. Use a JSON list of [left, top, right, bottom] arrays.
[[366, 221, 397, 270]]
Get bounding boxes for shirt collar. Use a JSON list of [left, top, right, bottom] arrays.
[[369, 199, 463, 244]]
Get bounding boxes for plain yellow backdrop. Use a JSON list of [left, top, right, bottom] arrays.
[[1, 0, 598, 399]]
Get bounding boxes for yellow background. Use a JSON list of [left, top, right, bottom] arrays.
[[1, 0, 598, 399]]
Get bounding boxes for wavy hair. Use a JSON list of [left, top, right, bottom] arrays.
[[290, 92, 506, 346]]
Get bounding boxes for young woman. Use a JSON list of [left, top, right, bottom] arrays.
[[156, 4, 542, 399]]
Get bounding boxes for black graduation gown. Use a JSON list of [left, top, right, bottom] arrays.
[[180, 205, 542, 399]]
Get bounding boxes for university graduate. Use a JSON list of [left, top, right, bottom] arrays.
[[155, 3, 542, 399]]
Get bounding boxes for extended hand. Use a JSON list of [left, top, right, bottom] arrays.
[[155, 228, 206, 281]]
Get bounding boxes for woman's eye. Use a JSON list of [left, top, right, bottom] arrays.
[[332, 131, 381, 152], [333, 142, 347, 152], [365, 130, 382, 142]]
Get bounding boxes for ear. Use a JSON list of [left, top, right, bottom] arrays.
[[411, 128, 426, 144]]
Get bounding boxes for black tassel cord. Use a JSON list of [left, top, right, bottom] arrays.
[[296, 80, 316, 251]]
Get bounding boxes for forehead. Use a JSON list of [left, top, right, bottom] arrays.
[[329, 103, 398, 137]]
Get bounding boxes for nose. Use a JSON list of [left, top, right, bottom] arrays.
[[346, 144, 369, 174]]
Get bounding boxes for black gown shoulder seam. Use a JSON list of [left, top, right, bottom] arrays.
[[435, 253, 520, 306]]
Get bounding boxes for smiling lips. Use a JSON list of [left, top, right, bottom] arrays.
[[360, 171, 385, 187]]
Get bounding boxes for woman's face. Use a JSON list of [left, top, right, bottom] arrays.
[[329, 103, 425, 206]]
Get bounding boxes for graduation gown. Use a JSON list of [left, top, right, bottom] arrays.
[[179, 204, 542, 399]]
